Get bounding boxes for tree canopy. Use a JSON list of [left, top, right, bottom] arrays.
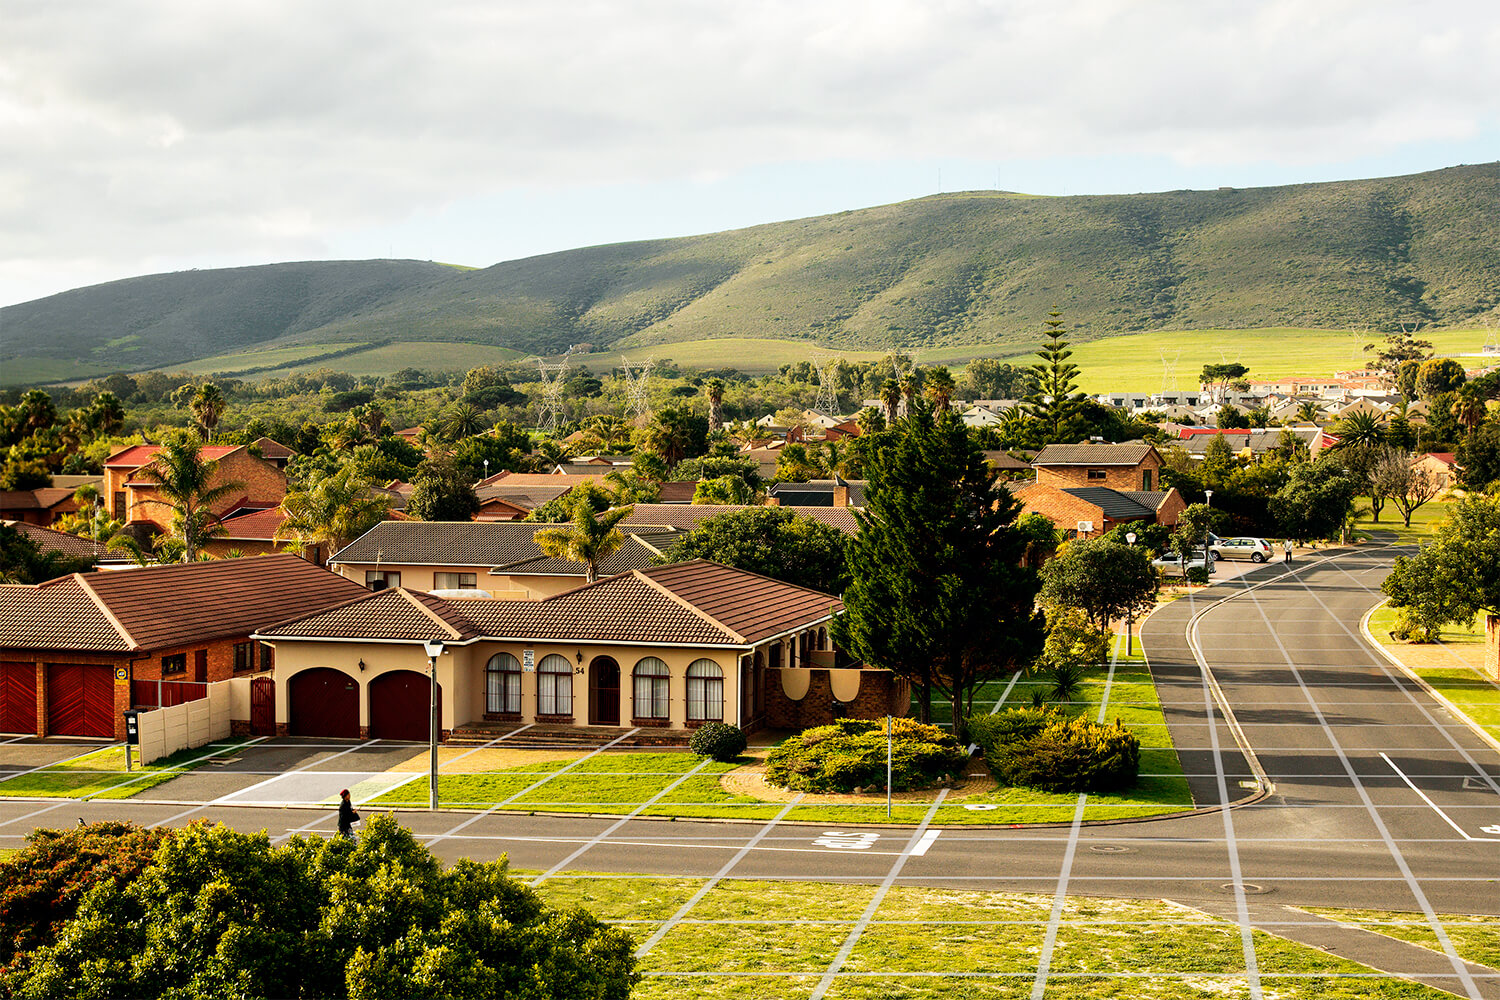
[[1382, 493, 1500, 630], [1039, 538, 1159, 633], [657, 506, 849, 595]]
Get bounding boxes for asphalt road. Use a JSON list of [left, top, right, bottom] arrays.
[[3, 546, 1498, 995]]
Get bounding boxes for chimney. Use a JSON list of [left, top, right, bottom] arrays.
[[832, 485, 849, 507]]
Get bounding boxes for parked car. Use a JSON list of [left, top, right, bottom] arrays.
[[1151, 550, 1215, 572], [1210, 536, 1273, 563]]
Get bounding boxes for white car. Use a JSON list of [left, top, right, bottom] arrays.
[[1210, 536, 1274, 563], [1151, 550, 1215, 571]]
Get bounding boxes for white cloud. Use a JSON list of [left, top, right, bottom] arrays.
[[1, 0, 1496, 305]]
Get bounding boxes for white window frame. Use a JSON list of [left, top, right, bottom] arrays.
[[486, 652, 522, 715], [632, 657, 670, 720], [537, 654, 573, 716]]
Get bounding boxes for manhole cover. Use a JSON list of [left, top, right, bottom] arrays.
[[1088, 844, 1132, 854], [1218, 882, 1273, 895]]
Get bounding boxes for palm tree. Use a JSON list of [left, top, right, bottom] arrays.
[[880, 379, 901, 427], [445, 403, 485, 440], [899, 374, 919, 413], [275, 466, 392, 556], [531, 437, 574, 468], [1451, 387, 1489, 436], [704, 378, 726, 432], [134, 433, 244, 561], [89, 391, 125, 436], [190, 383, 227, 442], [587, 414, 633, 451], [1295, 401, 1322, 424], [1331, 411, 1385, 450], [725, 420, 760, 450], [855, 406, 885, 435], [533, 496, 634, 583], [924, 367, 955, 413]]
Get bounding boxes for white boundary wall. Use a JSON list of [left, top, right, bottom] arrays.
[[137, 680, 233, 764]]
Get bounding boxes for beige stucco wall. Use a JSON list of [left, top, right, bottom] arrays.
[[270, 641, 471, 732], [332, 562, 587, 601]]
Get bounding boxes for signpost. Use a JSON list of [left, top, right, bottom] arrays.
[[886, 715, 893, 819], [122, 710, 138, 772]]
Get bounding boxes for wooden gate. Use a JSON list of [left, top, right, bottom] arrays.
[[369, 670, 438, 742], [250, 676, 275, 736], [288, 668, 359, 739], [45, 663, 114, 738], [0, 661, 37, 735]]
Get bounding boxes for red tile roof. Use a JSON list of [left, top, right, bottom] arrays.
[[106, 444, 242, 468], [217, 507, 289, 539], [3, 521, 113, 562], [0, 577, 129, 650]]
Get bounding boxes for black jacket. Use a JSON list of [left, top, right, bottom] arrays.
[[338, 799, 359, 827]]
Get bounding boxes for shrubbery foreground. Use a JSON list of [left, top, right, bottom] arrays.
[[0, 815, 638, 1000], [764, 718, 967, 793], [968, 707, 1141, 793]]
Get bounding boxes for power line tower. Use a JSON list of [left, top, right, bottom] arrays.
[[533, 353, 574, 436], [620, 355, 655, 421], [811, 353, 844, 416], [1160, 350, 1181, 393]]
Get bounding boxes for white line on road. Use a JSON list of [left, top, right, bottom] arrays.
[[910, 829, 941, 857], [1381, 753, 1500, 843], [213, 739, 382, 805], [1031, 794, 1087, 1000]]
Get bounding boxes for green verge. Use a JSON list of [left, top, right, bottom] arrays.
[[1352, 497, 1456, 547], [0, 741, 255, 799], [523, 872, 1462, 999], [1301, 906, 1500, 971], [368, 635, 1193, 826], [1367, 604, 1500, 742]]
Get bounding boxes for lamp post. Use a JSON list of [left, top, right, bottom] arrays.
[[1125, 531, 1138, 654], [423, 639, 444, 810], [1203, 489, 1214, 577]]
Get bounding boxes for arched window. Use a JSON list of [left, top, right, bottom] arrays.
[[686, 659, 723, 722], [485, 652, 522, 715], [817, 627, 827, 651], [537, 654, 573, 716], [632, 657, 669, 720]]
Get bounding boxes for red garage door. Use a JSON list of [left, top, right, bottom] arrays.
[[369, 670, 439, 742], [288, 668, 359, 739], [46, 663, 114, 738], [0, 662, 38, 735]]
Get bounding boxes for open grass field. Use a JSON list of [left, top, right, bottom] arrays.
[[205, 340, 528, 379], [0, 740, 255, 800], [525, 871, 1470, 998], [1352, 496, 1458, 546], [1366, 603, 1500, 743], [367, 633, 1195, 826], [172, 342, 365, 375]]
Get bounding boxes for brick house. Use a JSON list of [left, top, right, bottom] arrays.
[[1009, 481, 1186, 540], [256, 560, 905, 739], [103, 442, 288, 529], [0, 488, 79, 526], [1033, 441, 1166, 493], [0, 555, 368, 739]]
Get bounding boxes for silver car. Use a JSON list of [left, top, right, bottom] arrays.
[[1210, 536, 1273, 563]]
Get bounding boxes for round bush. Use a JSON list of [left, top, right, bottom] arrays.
[[986, 715, 1140, 793], [1185, 565, 1211, 586], [689, 722, 748, 762], [763, 718, 967, 794]]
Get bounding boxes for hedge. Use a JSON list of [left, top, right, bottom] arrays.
[[967, 707, 1141, 793], [763, 718, 967, 794]]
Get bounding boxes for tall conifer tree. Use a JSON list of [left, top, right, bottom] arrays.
[[1027, 309, 1085, 444]]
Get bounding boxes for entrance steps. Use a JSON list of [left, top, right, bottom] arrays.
[[447, 722, 690, 750]]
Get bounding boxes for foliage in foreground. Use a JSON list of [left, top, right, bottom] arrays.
[[687, 722, 747, 763], [3, 815, 638, 1000], [967, 707, 1141, 794], [763, 718, 967, 794], [1383, 491, 1500, 635]]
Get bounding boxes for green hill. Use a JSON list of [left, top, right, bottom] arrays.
[[2, 163, 1496, 384]]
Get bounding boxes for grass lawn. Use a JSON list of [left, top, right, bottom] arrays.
[[1366, 604, 1500, 742], [368, 633, 1194, 826], [1352, 496, 1456, 547], [526, 871, 1465, 999], [1300, 906, 1500, 971], [0, 741, 255, 799]]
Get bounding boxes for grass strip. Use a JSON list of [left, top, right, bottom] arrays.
[[1367, 604, 1500, 741], [1301, 906, 1500, 971], [0, 740, 257, 799]]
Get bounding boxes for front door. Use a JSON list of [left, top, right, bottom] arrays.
[[589, 657, 620, 726]]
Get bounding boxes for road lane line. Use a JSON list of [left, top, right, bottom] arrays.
[[1031, 794, 1088, 1000], [910, 829, 941, 857], [1237, 561, 1483, 1000], [1381, 753, 1500, 843], [807, 791, 947, 1000], [634, 794, 805, 957], [213, 738, 382, 804]]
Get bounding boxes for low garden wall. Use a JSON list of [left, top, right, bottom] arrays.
[[137, 680, 233, 764]]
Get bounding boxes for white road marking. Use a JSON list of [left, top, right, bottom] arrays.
[[911, 829, 941, 856], [1381, 753, 1500, 843], [212, 738, 382, 804], [813, 830, 880, 850]]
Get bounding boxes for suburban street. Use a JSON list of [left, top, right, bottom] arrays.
[[3, 545, 1498, 995]]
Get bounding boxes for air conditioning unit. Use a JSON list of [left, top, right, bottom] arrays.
[[1077, 520, 1095, 534]]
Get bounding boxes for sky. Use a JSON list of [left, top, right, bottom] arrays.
[[2, 0, 1497, 309]]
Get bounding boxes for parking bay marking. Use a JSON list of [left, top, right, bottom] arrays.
[[812, 830, 941, 857], [1382, 753, 1500, 843]]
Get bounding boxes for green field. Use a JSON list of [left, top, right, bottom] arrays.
[[526, 871, 1472, 998], [0, 741, 254, 799], [173, 342, 366, 375], [169, 340, 529, 380], [1366, 604, 1500, 742]]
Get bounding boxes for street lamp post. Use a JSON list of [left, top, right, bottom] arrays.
[[1203, 489, 1214, 577], [1125, 531, 1138, 654], [423, 639, 444, 810]]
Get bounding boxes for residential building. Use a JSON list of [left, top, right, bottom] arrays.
[[103, 442, 287, 529], [1032, 441, 1165, 493], [0, 488, 79, 526], [766, 479, 866, 508], [1009, 482, 1186, 540]]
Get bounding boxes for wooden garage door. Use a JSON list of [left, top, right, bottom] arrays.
[[0, 662, 37, 735], [288, 668, 359, 739], [369, 670, 439, 742], [46, 663, 114, 738]]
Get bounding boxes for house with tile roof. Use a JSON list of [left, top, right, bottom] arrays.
[[103, 441, 287, 530], [1032, 441, 1165, 493], [0, 554, 368, 739], [0, 488, 81, 526], [1008, 481, 1186, 541], [256, 560, 905, 739], [1, 520, 132, 568]]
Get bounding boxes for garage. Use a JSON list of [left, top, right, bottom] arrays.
[[45, 663, 114, 738], [1, 661, 38, 734], [369, 670, 439, 742], [288, 668, 360, 739]]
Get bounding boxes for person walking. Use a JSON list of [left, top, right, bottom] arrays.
[[337, 788, 359, 840], [1282, 539, 1293, 565]]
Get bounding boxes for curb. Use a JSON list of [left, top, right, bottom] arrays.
[[1359, 600, 1500, 757]]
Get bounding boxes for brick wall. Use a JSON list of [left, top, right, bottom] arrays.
[[764, 668, 909, 730], [125, 450, 286, 528], [1036, 459, 1161, 491], [1011, 484, 1109, 539], [1154, 488, 1187, 526]]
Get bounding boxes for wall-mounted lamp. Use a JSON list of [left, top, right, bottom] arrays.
[[357, 659, 366, 672], [575, 650, 584, 664]]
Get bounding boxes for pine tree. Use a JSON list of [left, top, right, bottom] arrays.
[[1027, 309, 1085, 444]]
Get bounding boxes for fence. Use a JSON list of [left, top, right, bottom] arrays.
[[136, 680, 232, 764], [131, 679, 208, 710]]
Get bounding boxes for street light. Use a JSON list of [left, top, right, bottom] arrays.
[[423, 639, 445, 810], [1125, 531, 1138, 654], [1203, 490, 1214, 577]]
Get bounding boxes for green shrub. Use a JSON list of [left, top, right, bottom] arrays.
[[763, 718, 967, 793], [1185, 565, 1210, 586], [1388, 606, 1443, 643], [688, 722, 748, 762], [966, 708, 1140, 793]]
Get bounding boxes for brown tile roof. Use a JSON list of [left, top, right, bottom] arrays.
[[217, 507, 289, 540], [3, 521, 112, 562], [0, 492, 44, 511], [490, 473, 606, 487], [656, 481, 698, 503], [250, 437, 295, 459], [477, 483, 572, 509], [1033, 442, 1157, 467], [0, 577, 129, 650], [621, 504, 860, 535], [261, 560, 842, 649], [333, 521, 620, 568], [489, 535, 661, 577], [0, 553, 369, 652], [106, 444, 240, 468]]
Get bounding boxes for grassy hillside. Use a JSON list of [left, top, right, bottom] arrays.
[[2, 164, 1496, 384]]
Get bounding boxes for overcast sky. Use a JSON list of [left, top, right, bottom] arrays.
[[2, 0, 1497, 308]]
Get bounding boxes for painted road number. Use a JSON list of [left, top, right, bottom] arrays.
[[814, 831, 880, 850], [1482, 825, 1500, 835]]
